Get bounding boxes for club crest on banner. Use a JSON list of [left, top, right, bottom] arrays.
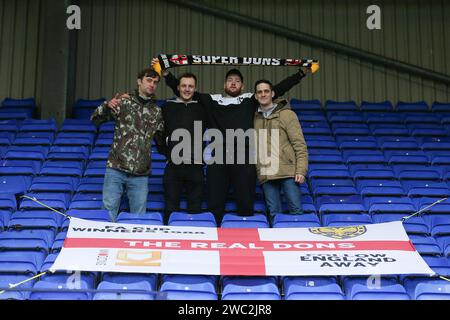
[[308, 226, 367, 239]]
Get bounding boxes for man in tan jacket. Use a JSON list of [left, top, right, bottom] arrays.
[[254, 79, 308, 220]]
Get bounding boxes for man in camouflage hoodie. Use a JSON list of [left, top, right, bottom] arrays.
[[91, 68, 164, 221]]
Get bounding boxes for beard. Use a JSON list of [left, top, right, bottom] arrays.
[[225, 88, 241, 97]]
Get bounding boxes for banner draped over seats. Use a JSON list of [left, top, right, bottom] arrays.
[[51, 218, 434, 277]]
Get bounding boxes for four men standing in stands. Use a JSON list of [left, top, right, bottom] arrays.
[[91, 61, 310, 224]]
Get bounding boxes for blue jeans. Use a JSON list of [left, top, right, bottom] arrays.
[[103, 167, 149, 221], [261, 178, 303, 216]]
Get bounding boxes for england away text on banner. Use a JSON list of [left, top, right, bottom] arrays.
[[51, 218, 434, 276]]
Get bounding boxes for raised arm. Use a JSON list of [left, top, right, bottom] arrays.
[[272, 68, 309, 99]]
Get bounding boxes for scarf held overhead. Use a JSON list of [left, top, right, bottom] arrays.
[[152, 54, 319, 75]]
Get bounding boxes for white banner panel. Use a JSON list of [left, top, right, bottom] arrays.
[[51, 218, 434, 276]]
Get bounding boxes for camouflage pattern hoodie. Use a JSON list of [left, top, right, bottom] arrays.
[[91, 91, 164, 176]]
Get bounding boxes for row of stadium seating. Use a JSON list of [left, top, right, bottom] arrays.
[[2, 98, 450, 120]]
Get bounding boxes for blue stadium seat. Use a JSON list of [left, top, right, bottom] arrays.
[[69, 193, 103, 210], [102, 272, 157, 287], [0, 194, 16, 212], [385, 150, 430, 166], [402, 180, 449, 198], [160, 275, 217, 300], [285, 283, 345, 300], [0, 120, 19, 132], [40, 160, 84, 177], [1, 98, 36, 117], [328, 113, 365, 124], [146, 196, 165, 211], [0, 111, 29, 120], [316, 195, 366, 214], [337, 136, 378, 150], [272, 213, 320, 228], [72, 98, 106, 120], [0, 159, 42, 176], [0, 251, 45, 275], [84, 161, 106, 177], [325, 100, 358, 112], [8, 210, 62, 232], [415, 197, 450, 214], [221, 214, 269, 228], [436, 236, 450, 257], [377, 136, 419, 150], [409, 235, 442, 256], [312, 185, 357, 197], [372, 214, 428, 235], [366, 112, 404, 124], [421, 256, 450, 276], [54, 132, 95, 147], [343, 276, 399, 297], [60, 119, 97, 133], [29, 176, 79, 193], [360, 101, 393, 112], [404, 113, 440, 125], [51, 232, 67, 253], [301, 122, 332, 136], [308, 164, 351, 180], [290, 99, 322, 111], [350, 284, 410, 300], [403, 277, 448, 299], [396, 101, 428, 112], [357, 179, 405, 197], [13, 132, 54, 146], [89, 147, 110, 161], [322, 214, 372, 227], [364, 197, 416, 215], [0, 132, 14, 146], [61, 209, 111, 230], [47, 146, 90, 161], [94, 281, 155, 300], [168, 212, 216, 227], [0, 210, 11, 228], [414, 283, 450, 300], [409, 124, 449, 137], [0, 176, 32, 195], [350, 164, 395, 180], [370, 124, 409, 136], [429, 152, 450, 166], [116, 212, 163, 225], [423, 216, 450, 237], [221, 277, 280, 300], [394, 166, 441, 181], [19, 119, 57, 132], [76, 177, 104, 193], [343, 150, 385, 165], [20, 192, 70, 211], [4, 145, 48, 161], [98, 121, 115, 133], [0, 229, 53, 254], [299, 114, 328, 124], [307, 140, 339, 149], [30, 280, 93, 300], [332, 123, 371, 136], [0, 275, 35, 300], [431, 102, 450, 113]]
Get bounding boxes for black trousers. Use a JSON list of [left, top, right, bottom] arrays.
[[207, 163, 256, 220], [163, 163, 204, 222]]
